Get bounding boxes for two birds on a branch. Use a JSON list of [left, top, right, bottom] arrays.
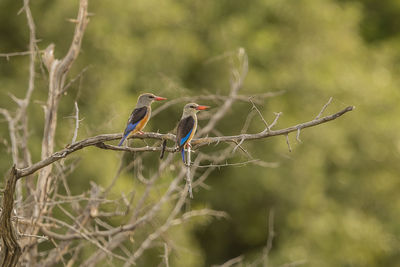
[[118, 93, 209, 163]]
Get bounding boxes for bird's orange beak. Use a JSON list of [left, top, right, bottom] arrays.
[[196, 105, 210, 110], [154, 96, 167, 101]]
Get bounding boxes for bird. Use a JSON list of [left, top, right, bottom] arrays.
[[118, 93, 166, 146], [176, 103, 209, 164]]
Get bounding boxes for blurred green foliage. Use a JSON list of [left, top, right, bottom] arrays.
[[1, 0, 400, 266]]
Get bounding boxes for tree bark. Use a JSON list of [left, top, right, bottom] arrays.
[[0, 166, 21, 267]]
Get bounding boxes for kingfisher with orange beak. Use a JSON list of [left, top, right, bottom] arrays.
[[176, 103, 210, 163], [118, 93, 166, 146]]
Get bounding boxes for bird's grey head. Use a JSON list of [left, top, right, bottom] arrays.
[[182, 103, 210, 117], [137, 93, 166, 107]]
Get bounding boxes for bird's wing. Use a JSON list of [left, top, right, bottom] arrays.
[[123, 106, 148, 136], [176, 116, 195, 149], [118, 106, 148, 146]]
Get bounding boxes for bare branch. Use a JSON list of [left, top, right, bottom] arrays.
[[81, 156, 183, 266], [163, 243, 170, 267], [296, 128, 302, 143], [0, 109, 18, 165], [240, 109, 256, 134], [0, 51, 40, 60], [60, 65, 90, 96], [268, 112, 282, 130], [193, 159, 261, 168], [0, 166, 22, 266], [263, 209, 275, 266], [213, 255, 244, 267], [315, 97, 333, 120], [71, 102, 80, 144], [285, 134, 292, 152], [193, 105, 354, 148], [232, 137, 245, 153], [36, 0, 89, 221], [41, 171, 185, 242], [22, 0, 37, 105], [59, 0, 89, 74], [250, 97, 269, 130], [15, 105, 354, 179], [124, 181, 190, 266], [18, 233, 48, 241], [170, 209, 229, 225]]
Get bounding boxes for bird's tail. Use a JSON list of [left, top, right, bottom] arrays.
[[118, 134, 128, 146], [181, 149, 185, 163]]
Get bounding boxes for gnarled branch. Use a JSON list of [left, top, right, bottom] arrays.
[[0, 166, 22, 267], [16, 104, 354, 179]]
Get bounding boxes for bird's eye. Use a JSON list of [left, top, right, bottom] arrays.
[[149, 95, 155, 99], [190, 105, 195, 109]]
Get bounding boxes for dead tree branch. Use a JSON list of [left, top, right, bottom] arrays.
[[12, 104, 354, 179], [193, 105, 354, 147], [0, 166, 22, 266], [36, 0, 89, 217]]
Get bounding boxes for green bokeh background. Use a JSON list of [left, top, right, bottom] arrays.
[[1, 0, 400, 266]]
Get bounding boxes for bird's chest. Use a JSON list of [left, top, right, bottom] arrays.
[[188, 119, 197, 141]]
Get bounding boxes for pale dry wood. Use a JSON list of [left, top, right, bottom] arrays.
[[36, 0, 89, 217]]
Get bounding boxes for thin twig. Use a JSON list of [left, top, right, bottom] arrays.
[[0, 51, 41, 60], [193, 159, 260, 168], [214, 255, 244, 267], [296, 128, 302, 143], [124, 178, 189, 266], [18, 233, 48, 241], [232, 137, 245, 153], [268, 112, 282, 130], [285, 134, 292, 152], [263, 209, 275, 266], [71, 102, 80, 144], [250, 97, 269, 130], [240, 109, 256, 134], [163, 243, 170, 267], [60, 66, 91, 96], [315, 97, 333, 120]]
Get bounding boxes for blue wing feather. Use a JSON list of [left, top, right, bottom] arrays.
[[118, 106, 148, 146], [176, 115, 195, 163], [179, 129, 192, 146], [179, 130, 192, 163], [118, 121, 139, 146], [125, 122, 138, 134]]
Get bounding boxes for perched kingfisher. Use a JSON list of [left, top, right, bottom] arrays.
[[118, 93, 166, 146], [176, 103, 210, 163]]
